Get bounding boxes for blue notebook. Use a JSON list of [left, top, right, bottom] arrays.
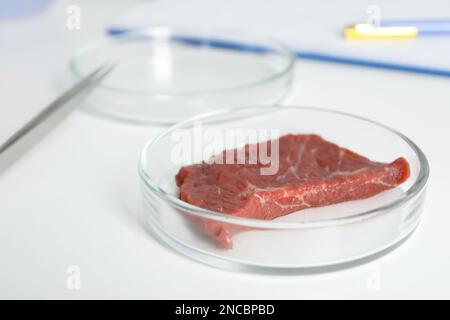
[[108, 0, 450, 78]]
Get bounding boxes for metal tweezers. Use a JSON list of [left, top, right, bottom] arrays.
[[0, 62, 116, 174]]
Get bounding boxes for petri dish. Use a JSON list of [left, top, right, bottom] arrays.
[[69, 26, 295, 124], [138, 106, 429, 273]]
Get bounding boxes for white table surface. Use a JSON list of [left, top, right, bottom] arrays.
[[1, 0, 449, 299]]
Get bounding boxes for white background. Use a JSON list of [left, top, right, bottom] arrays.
[[0, 0, 449, 299]]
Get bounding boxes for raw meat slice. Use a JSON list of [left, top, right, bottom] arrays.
[[176, 134, 410, 248]]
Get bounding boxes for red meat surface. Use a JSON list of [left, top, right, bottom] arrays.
[[176, 134, 410, 248]]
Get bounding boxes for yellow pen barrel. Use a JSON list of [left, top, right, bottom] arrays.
[[344, 23, 418, 39]]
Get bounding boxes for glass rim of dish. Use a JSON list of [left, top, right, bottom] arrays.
[[139, 105, 429, 229], [69, 25, 296, 96]]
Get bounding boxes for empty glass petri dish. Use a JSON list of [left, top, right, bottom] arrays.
[[69, 26, 294, 124], [139, 106, 429, 273]]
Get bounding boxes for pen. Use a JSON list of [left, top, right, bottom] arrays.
[[344, 19, 450, 39]]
